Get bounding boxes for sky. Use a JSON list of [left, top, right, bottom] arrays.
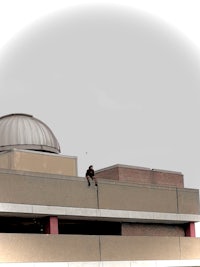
[[0, 0, 200, 51]]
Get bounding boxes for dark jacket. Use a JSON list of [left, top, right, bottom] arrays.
[[86, 168, 95, 178]]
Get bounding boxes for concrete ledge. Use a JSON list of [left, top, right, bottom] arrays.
[[0, 203, 200, 224]]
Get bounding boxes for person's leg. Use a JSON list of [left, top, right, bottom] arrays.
[[86, 176, 91, 186], [94, 176, 98, 186]]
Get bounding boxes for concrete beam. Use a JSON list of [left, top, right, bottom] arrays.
[[0, 202, 200, 224]]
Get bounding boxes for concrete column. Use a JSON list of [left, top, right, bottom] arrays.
[[45, 216, 59, 234], [185, 222, 195, 237]]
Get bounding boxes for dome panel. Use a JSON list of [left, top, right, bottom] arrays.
[[0, 113, 60, 153]]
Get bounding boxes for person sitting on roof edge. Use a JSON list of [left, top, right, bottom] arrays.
[[85, 165, 98, 187]]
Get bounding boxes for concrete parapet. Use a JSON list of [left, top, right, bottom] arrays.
[[0, 234, 100, 262], [0, 169, 198, 214], [98, 182, 178, 213], [1, 234, 200, 262], [0, 170, 98, 209]]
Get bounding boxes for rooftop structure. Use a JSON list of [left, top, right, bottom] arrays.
[[0, 113, 60, 153], [0, 114, 199, 267]]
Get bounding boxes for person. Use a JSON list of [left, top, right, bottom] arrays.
[[85, 165, 98, 186]]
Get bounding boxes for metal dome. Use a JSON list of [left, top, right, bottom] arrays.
[[0, 113, 60, 154]]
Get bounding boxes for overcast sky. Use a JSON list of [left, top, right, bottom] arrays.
[[0, 0, 200, 192]]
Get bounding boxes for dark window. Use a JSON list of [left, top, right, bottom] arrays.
[[0, 216, 121, 235], [59, 219, 121, 235], [0, 216, 46, 234]]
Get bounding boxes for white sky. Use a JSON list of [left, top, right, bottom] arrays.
[[1, 0, 200, 236], [0, 0, 200, 51]]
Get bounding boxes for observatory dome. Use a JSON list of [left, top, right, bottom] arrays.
[[0, 113, 60, 154]]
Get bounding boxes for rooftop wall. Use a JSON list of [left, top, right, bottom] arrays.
[[0, 150, 77, 176], [98, 182, 199, 214], [96, 164, 184, 188], [0, 170, 198, 214], [0, 170, 97, 209]]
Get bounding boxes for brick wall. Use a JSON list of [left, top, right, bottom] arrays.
[[96, 165, 184, 188], [95, 166, 120, 181], [121, 223, 185, 237]]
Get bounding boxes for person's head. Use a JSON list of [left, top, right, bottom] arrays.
[[89, 165, 93, 169]]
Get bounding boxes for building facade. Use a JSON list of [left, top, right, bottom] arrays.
[[0, 113, 200, 266]]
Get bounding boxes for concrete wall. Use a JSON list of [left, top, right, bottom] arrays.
[[98, 182, 199, 214], [0, 234, 100, 262], [180, 237, 200, 259], [0, 150, 77, 176], [96, 165, 184, 188], [178, 188, 200, 214], [0, 152, 11, 169], [0, 171, 97, 209], [1, 234, 200, 262], [98, 182, 178, 213], [0, 170, 198, 214]]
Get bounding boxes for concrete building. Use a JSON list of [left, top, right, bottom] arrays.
[[0, 113, 200, 267]]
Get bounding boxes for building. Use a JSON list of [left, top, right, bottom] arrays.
[[0, 113, 200, 266]]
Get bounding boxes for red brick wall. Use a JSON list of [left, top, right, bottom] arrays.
[[122, 223, 185, 237], [96, 165, 184, 188], [95, 167, 119, 181], [151, 170, 184, 188], [118, 166, 151, 184]]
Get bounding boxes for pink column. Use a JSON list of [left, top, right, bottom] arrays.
[[185, 222, 196, 237], [45, 216, 59, 234]]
